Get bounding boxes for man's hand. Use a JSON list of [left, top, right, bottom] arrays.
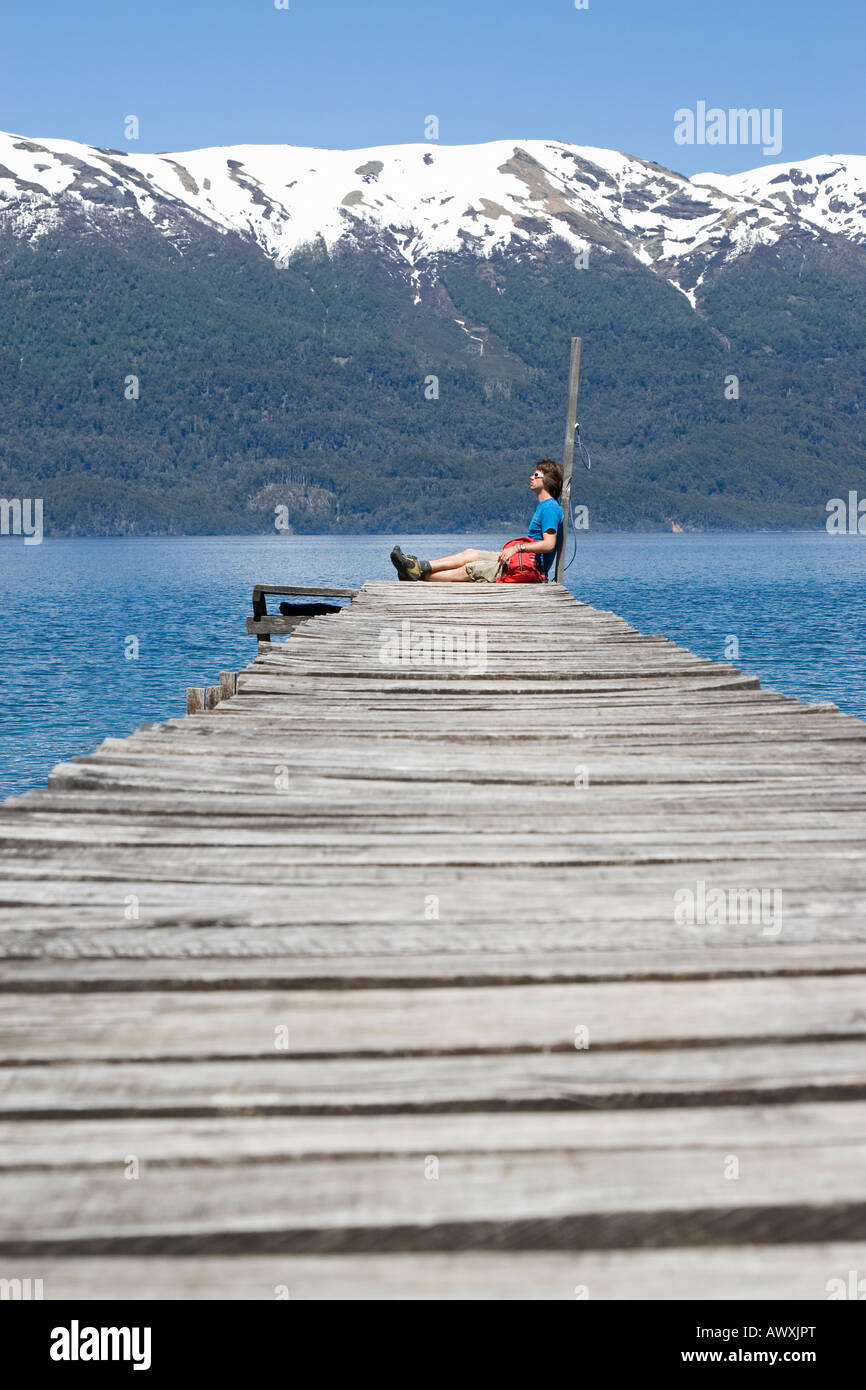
[[499, 543, 522, 562]]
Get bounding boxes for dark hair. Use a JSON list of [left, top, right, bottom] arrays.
[[535, 459, 563, 500]]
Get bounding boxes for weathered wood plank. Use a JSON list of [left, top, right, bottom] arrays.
[[1, 976, 863, 1061], [3, 836, 866, 880], [3, 1042, 866, 1117], [0, 1101, 861, 1163], [2, 1138, 865, 1251], [0, 1244, 859, 1299], [4, 943, 866, 990], [251, 585, 358, 599], [0, 878, 862, 939]]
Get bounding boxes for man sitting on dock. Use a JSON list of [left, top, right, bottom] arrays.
[[390, 460, 564, 583]]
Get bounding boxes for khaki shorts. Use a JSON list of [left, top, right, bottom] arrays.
[[465, 550, 501, 583]]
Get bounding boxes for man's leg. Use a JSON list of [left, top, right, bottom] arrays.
[[427, 549, 480, 574], [391, 545, 483, 582], [426, 564, 471, 582]]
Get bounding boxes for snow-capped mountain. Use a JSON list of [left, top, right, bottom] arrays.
[[693, 155, 866, 244], [2, 129, 865, 538], [2, 131, 863, 306]]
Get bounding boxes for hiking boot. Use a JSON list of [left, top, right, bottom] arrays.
[[390, 546, 431, 580], [402, 554, 431, 580]]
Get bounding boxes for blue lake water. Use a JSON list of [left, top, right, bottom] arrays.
[[1, 531, 864, 801]]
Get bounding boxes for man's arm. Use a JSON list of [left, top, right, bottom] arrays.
[[500, 531, 557, 560]]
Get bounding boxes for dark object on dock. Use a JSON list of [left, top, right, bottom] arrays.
[[247, 583, 357, 640], [278, 599, 342, 618]]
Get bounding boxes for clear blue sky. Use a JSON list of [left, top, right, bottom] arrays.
[[2, 0, 861, 174]]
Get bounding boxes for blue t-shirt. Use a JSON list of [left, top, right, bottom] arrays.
[[528, 498, 563, 577]]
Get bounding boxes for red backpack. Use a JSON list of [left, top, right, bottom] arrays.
[[495, 537, 546, 584]]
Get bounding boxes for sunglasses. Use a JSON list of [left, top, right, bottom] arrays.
[[531, 471, 545, 478]]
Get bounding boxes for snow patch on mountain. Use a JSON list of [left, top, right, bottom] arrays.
[[692, 154, 866, 243]]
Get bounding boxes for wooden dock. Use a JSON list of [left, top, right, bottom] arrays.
[[1, 579, 865, 1300]]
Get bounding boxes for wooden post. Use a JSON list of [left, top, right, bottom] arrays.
[[186, 687, 206, 715], [252, 587, 270, 643], [205, 686, 220, 710], [555, 336, 582, 585], [219, 671, 238, 701]]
